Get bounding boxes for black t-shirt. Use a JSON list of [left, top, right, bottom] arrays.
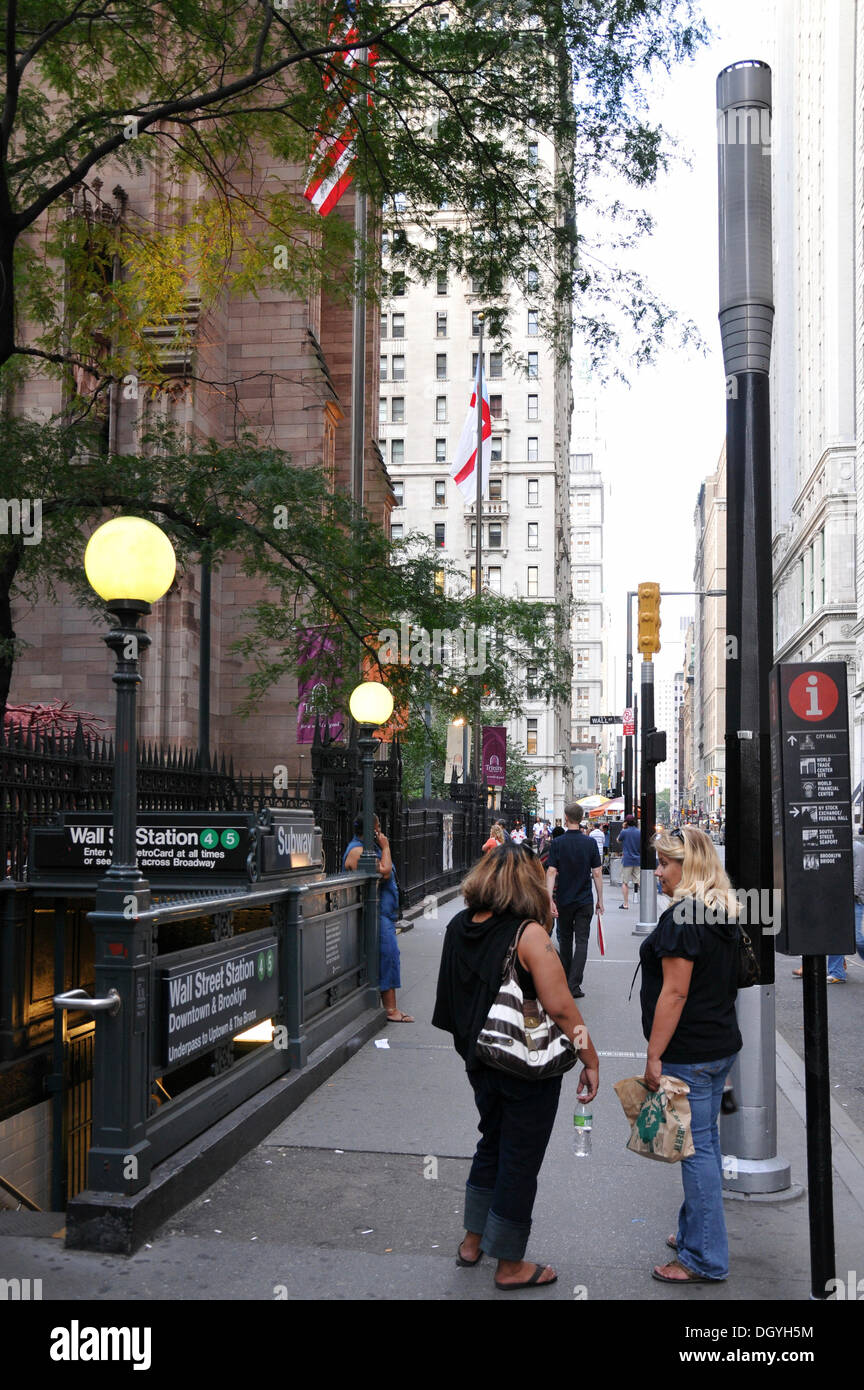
[[546, 829, 600, 908], [639, 898, 742, 1064]]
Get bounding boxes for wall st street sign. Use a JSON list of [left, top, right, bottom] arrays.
[[589, 715, 623, 725], [770, 662, 856, 955], [159, 935, 279, 1071]]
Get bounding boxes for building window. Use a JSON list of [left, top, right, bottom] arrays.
[[819, 528, 825, 604], [390, 397, 404, 423], [378, 396, 387, 425], [471, 275, 482, 293], [435, 439, 447, 464], [487, 566, 501, 594], [527, 436, 538, 461], [472, 311, 482, 337], [528, 140, 539, 166], [435, 395, 447, 421], [380, 314, 388, 339], [808, 542, 815, 614], [527, 310, 538, 337], [470, 522, 477, 547], [526, 717, 538, 755], [436, 311, 447, 337], [490, 436, 502, 462], [527, 266, 539, 291], [391, 312, 405, 338], [528, 478, 539, 505], [380, 354, 388, 381], [434, 568, 445, 593], [488, 476, 502, 499], [488, 522, 502, 549], [528, 521, 539, 549], [490, 394, 503, 419], [527, 395, 539, 420], [527, 666, 539, 696], [434, 478, 446, 503], [390, 523, 403, 540], [434, 522, 446, 548], [392, 480, 404, 506], [436, 353, 447, 379], [436, 271, 448, 295], [527, 566, 539, 596], [391, 439, 405, 465], [391, 270, 406, 296], [489, 351, 503, 378], [391, 355, 405, 381], [471, 352, 485, 377], [528, 352, 539, 378]]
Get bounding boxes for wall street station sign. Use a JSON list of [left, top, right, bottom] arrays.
[[30, 812, 254, 885], [159, 935, 279, 1070]]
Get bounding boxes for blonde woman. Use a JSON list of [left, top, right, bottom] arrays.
[[481, 822, 507, 853], [433, 841, 599, 1291], [640, 826, 742, 1285]]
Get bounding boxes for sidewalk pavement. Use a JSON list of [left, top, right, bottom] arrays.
[[2, 882, 864, 1301]]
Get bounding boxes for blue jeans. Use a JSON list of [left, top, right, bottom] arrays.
[[665, 1055, 737, 1280], [464, 1066, 562, 1261], [857, 902, 864, 962], [827, 953, 847, 979]]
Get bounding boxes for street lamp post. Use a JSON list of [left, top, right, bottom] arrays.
[[349, 681, 395, 1008], [83, 516, 176, 1195]]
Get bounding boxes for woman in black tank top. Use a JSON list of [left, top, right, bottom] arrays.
[[433, 840, 599, 1291]]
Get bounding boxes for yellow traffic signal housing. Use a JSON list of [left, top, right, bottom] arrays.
[[637, 582, 661, 657]]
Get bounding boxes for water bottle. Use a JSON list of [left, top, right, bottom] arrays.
[[572, 1103, 593, 1158]]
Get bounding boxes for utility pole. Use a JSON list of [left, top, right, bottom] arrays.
[[717, 59, 789, 1194], [634, 583, 663, 936]]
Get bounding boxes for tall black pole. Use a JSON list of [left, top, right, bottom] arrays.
[[635, 664, 656, 935], [802, 957, 835, 1297], [624, 591, 634, 817], [717, 59, 789, 1193]]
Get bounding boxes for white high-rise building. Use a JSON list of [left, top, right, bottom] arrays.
[[654, 672, 685, 809], [570, 368, 611, 794], [381, 135, 573, 817]]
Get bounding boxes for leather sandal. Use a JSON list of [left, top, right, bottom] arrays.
[[652, 1259, 724, 1284]]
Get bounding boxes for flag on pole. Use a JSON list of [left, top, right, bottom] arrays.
[[303, 3, 376, 218], [450, 359, 492, 502]]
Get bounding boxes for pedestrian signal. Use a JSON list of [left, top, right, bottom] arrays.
[[637, 582, 661, 657]]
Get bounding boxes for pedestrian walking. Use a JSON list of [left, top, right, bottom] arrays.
[[544, 802, 603, 999], [619, 813, 641, 909], [641, 826, 742, 1284], [343, 815, 414, 1022], [855, 824, 864, 962], [433, 841, 599, 1290], [482, 823, 507, 853], [589, 820, 605, 861], [510, 821, 527, 844]]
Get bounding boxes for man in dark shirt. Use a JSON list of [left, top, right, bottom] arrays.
[[545, 802, 603, 999]]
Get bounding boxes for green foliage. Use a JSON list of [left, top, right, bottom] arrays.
[[0, 0, 708, 389]]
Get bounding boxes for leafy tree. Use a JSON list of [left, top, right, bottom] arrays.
[[0, 0, 707, 391], [0, 417, 571, 717]]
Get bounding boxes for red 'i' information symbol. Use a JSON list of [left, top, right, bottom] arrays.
[[788, 671, 839, 722]]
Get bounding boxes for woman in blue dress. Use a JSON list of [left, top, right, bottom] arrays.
[[343, 815, 414, 1022]]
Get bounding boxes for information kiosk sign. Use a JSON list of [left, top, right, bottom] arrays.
[[770, 662, 856, 955]]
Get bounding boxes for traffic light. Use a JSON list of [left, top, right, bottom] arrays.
[[637, 582, 661, 657]]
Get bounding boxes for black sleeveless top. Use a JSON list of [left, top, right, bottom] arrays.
[[432, 908, 539, 1069]]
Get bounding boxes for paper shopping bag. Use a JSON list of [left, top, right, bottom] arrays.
[[613, 1074, 695, 1163]]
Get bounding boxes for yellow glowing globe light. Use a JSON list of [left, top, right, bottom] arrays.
[[349, 681, 394, 727], [84, 517, 176, 604]]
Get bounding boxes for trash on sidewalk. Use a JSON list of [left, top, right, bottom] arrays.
[[375, 1039, 390, 1049]]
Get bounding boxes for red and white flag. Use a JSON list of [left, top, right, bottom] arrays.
[[303, 4, 375, 218], [450, 360, 492, 502]]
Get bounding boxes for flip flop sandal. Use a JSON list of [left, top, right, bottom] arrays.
[[495, 1263, 557, 1291], [666, 1235, 678, 1250], [651, 1259, 724, 1284], [386, 1011, 415, 1022], [456, 1243, 482, 1267]]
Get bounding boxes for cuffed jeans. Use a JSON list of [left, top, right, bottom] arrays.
[[464, 1066, 562, 1261], [556, 902, 593, 994], [665, 1054, 737, 1280], [857, 902, 864, 961]]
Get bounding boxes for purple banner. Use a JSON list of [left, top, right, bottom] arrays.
[[296, 632, 343, 745], [482, 726, 506, 788]]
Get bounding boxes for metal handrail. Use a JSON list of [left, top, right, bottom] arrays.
[[124, 870, 374, 930], [53, 987, 121, 1016]]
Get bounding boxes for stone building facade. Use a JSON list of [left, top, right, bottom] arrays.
[[692, 448, 727, 822], [9, 171, 390, 775]]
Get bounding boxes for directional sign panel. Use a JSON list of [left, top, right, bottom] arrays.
[[770, 662, 856, 955]]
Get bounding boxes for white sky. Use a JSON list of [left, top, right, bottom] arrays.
[[592, 0, 775, 711]]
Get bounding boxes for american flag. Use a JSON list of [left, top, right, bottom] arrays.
[[304, 3, 376, 217]]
